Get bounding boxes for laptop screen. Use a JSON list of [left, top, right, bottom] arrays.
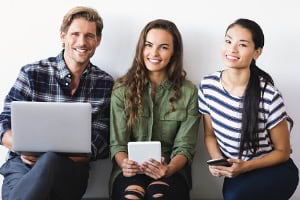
[[11, 101, 92, 156]]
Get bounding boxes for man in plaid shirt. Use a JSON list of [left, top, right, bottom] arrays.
[[0, 6, 113, 200]]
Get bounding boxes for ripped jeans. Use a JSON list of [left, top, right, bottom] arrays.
[[112, 173, 189, 200]]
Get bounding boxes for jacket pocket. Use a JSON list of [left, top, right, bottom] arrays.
[[159, 109, 187, 144]]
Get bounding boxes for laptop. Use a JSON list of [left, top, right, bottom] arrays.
[[128, 141, 161, 165], [11, 101, 92, 156]]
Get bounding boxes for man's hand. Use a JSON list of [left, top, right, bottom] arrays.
[[21, 155, 38, 166], [68, 156, 90, 163]]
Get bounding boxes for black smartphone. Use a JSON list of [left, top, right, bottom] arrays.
[[206, 158, 232, 167]]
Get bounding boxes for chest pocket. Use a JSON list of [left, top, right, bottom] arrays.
[[159, 108, 187, 144], [131, 107, 150, 140]]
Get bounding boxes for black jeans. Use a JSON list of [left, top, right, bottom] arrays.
[[0, 152, 90, 200], [112, 173, 190, 200]]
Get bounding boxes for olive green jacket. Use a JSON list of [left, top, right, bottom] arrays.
[[109, 79, 201, 195]]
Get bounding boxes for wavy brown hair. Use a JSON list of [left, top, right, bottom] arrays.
[[116, 19, 186, 130]]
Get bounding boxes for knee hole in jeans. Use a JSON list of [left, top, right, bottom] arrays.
[[147, 181, 170, 199], [124, 185, 145, 200]]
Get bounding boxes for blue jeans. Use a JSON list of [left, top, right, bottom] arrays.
[[223, 158, 299, 200], [0, 152, 90, 200]]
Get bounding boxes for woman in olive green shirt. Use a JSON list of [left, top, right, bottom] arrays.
[[110, 19, 200, 200]]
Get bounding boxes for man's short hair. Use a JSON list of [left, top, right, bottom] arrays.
[[60, 6, 103, 38]]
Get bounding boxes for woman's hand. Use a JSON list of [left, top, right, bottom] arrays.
[[208, 165, 223, 177], [211, 158, 247, 178], [121, 158, 139, 177], [141, 157, 168, 179]]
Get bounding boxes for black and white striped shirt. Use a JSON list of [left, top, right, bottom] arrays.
[[198, 71, 288, 160]]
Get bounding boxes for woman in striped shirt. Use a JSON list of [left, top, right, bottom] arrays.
[[198, 18, 298, 199]]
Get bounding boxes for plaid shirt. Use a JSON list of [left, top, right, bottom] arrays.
[[0, 50, 113, 160]]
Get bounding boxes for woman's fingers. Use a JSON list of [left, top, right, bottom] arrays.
[[122, 158, 140, 177]]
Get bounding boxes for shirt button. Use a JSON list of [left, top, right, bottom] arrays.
[[65, 83, 69, 86], [67, 74, 71, 78]]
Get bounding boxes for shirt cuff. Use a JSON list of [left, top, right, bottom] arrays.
[[171, 149, 194, 165], [110, 145, 127, 160]]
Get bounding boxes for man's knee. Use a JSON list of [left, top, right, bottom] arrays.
[[0, 157, 30, 200], [123, 185, 145, 200], [35, 152, 67, 170], [39, 152, 60, 163]]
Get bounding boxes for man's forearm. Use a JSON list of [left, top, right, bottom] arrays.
[[2, 130, 13, 151]]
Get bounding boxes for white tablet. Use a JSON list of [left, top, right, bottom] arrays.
[[128, 141, 161, 165]]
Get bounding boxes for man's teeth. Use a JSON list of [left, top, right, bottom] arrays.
[[76, 48, 88, 52]]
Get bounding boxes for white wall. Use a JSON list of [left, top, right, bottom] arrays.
[[0, 0, 299, 199]]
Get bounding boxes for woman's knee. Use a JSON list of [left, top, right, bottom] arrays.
[[123, 185, 145, 200], [146, 181, 170, 199]]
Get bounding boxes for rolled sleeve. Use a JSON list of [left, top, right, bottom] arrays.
[[171, 85, 201, 165], [91, 116, 109, 160], [91, 82, 113, 160], [110, 85, 129, 160], [0, 67, 32, 145], [0, 101, 12, 145]]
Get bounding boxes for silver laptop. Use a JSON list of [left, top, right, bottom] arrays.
[[11, 101, 92, 156]]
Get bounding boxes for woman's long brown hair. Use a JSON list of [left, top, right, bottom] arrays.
[[116, 19, 186, 130]]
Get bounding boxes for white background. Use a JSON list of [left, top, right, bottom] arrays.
[[0, 0, 299, 199]]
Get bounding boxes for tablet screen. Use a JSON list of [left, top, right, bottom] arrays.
[[128, 141, 161, 165]]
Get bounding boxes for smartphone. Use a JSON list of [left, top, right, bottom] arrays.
[[206, 158, 232, 167]]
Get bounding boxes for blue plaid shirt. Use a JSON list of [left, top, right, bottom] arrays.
[[0, 50, 114, 160]]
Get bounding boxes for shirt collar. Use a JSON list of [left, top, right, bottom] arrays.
[[161, 79, 173, 90], [146, 79, 174, 90], [56, 50, 92, 80]]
